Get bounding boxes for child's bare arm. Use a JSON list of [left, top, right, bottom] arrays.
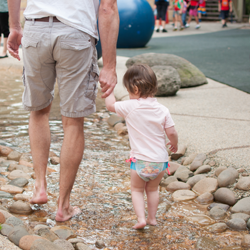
[[165, 126, 178, 153], [105, 91, 116, 112]]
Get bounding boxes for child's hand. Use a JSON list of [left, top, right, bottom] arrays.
[[167, 142, 178, 153]]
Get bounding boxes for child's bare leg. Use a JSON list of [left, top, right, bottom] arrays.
[[194, 15, 199, 24], [145, 171, 165, 226], [130, 170, 146, 229]]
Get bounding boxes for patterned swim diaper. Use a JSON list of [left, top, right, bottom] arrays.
[[129, 158, 168, 182]]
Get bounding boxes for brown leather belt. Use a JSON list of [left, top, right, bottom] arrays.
[[26, 17, 60, 22]]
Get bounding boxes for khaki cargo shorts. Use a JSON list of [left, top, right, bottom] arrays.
[[22, 17, 99, 118]]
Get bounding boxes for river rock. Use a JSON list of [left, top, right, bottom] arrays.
[[186, 214, 214, 226], [160, 176, 177, 187], [9, 178, 29, 188], [174, 169, 193, 182], [19, 160, 33, 169], [209, 206, 227, 220], [166, 181, 191, 192], [194, 165, 211, 175], [186, 175, 206, 188], [208, 203, 229, 211], [196, 192, 213, 205], [13, 194, 30, 202], [183, 153, 197, 166], [7, 151, 22, 162], [168, 162, 181, 175], [206, 223, 228, 233], [241, 235, 250, 248], [0, 211, 6, 223], [9, 201, 33, 215], [215, 166, 227, 177], [231, 197, 250, 215], [54, 239, 74, 250], [8, 170, 30, 180], [214, 188, 236, 206], [34, 224, 50, 234], [76, 243, 92, 250], [1, 224, 14, 236], [218, 167, 238, 187], [0, 145, 13, 157], [226, 218, 246, 231], [8, 225, 29, 246], [247, 218, 250, 229], [126, 53, 207, 88], [190, 154, 206, 171], [1, 185, 23, 194], [8, 164, 32, 173], [19, 153, 32, 162], [172, 190, 196, 201], [107, 114, 124, 127], [95, 240, 106, 249], [0, 191, 13, 199], [0, 209, 14, 220], [30, 239, 62, 250], [170, 145, 187, 160], [50, 226, 75, 240], [50, 156, 60, 165], [192, 178, 218, 195], [195, 236, 219, 250], [19, 235, 46, 250], [37, 228, 59, 242], [231, 213, 250, 222], [236, 177, 250, 191], [220, 247, 243, 250]]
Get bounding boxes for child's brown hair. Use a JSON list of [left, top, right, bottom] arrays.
[[123, 64, 157, 98]]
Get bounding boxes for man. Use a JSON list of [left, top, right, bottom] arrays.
[[7, 0, 119, 221]]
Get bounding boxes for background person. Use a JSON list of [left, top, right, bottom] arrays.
[[185, 0, 201, 29], [218, 0, 232, 27], [155, 0, 169, 32], [0, 0, 9, 58], [198, 0, 207, 22]]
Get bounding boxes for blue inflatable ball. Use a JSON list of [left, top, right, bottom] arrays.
[[117, 0, 154, 48]]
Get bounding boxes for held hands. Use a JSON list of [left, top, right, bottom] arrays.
[[7, 28, 23, 61], [167, 141, 178, 153], [99, 67, 117, 98]]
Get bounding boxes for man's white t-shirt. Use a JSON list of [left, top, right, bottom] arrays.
[[23, 0, 99, 39], [115, 98, 175, 162]]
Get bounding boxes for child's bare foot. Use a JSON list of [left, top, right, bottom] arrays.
[[146, 218, 157, 226], [55, 206, 81, 222], [30, 186, 48, 204], [132, 219, 147, 229]]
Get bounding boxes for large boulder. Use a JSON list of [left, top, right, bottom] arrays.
[[126, 53, 207, 88]]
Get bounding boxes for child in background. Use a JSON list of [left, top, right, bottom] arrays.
[[173, 0, 184, 31], [198, 0, 206, 22], [182, 0, 188, 27], [218, 0, 232, 28], [185, 0, 200, 29], [105, 64, 178, 229]]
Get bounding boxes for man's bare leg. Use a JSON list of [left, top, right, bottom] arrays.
[[55, 116, 84, 222], [29, 104, 52, 204]]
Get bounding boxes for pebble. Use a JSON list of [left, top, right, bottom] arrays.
[[0, 185, 23, 194], [13, 194, 30, 202], [241, 235, 250, 248], [19, 160, 33, 169], [231, 197, 250, 215], [168, 162, 181, 175], [107, 115, 124, 127], [236, 177, 250, 191], [9, 201, 33, 215], [0, 209, 14, 220], [0, 191, 13, 199], [190, 153, 206, 171], [50, 226, 75, 240], [195, 236, 219, 250], [8, 170, 30, 180], [95, 240, 106, 249], [0, 211, 6, 223], [68, 238, 85, 246], [218, 167, 238, 187], [8, 225, 29, 246], [186, 214, 214, 226], [50, 156, 60, 165], [206, 222, 228, 233], [30, 238, 62, 250], [34, 224, 50, 234], [172, 190, 197, 201], [7, 151, 22, 161], [186, 174, 206, 187], [8, 164, 32, 173], [5, 216, 24, 227], [174, 169, 193, 182], [214, 188, 236, 206], [195, 192, 213, 205], [194, 165, 211, 175], [247, 218, 250, 229], [9, 178, 29, 188], [209, 206, 227, 220], [37, 228, 59, 242], [54, 239, 74, 250], [166, 181, 191, 192], [226, 218, 246, 231], [208, 203, 229, 211], [214, 166, 227, 177], [170, 145, 187, 160], [160, 176, 177, 187], [0, 145, 13, 157], [192, 178, 218, 195], [182, 153, 197, 166], [76, 242, 92, 250], [19, 235, 46, 250], [0, 224, 14, 236], [231, 213, 250, 222]]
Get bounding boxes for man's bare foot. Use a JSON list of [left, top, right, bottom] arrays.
[[30, 187, 48, 204], [132, 220, 147, 229], [55, 206, 81, 222], [146, 218, 157, 226]]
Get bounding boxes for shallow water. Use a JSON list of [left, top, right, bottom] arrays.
[[0, 68, 247, 249]]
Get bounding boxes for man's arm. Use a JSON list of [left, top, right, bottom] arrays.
[[105, 91, 116, 112], [7, 0, 22, 60], [98, 0, 119, 98]]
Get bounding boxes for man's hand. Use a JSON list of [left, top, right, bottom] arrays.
[[7, 28, 22, 61], [99, 67, 117, 98]]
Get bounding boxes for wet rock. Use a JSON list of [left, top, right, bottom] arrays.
[[1, 184, 23, 194], [209, 206, 227, 220], [13, 194, 30, 202], [54, 239, 74, 250], [236, 177, 250, 191], [0, 190, 14, 199], [0, 223, 13, 236], [160, 176, 177, 187], [0, 209, 14, 220], [241, 235, 250, 248], [50, 226, 75, 240], [231, 197, 250, 215], [195, 192, 213, 205], [107, 115, 124, 127], [168, 162, 181, 175], [214, 188, 236, 206], [186, 175, 206, 188], [183, 153, 197, 166], [34, 224, 49, 234], [37, 228, 59, 242], [50, 156, 60, 165], [247, 218, 250, 229], [8, 170, 30, 180], [9, 178, 29, 188], [170, 145, 187, 160], [192, 178, 218, 195], [172, 190, 197, 201], [214, 166, 227, 177], [226, 218, 246, 231], [0, 145, 13, 157], [0, 211, 6, 223], [218, 167, 238, 187], [231, 213, 250, 222], [76, 243, 92, 250], [30, 239, 62, 250], [9, 201, 33, 215], [195, 236, 219, 250], [208, 203, 229, 211], [186, 214, 214, 226], [68, 238, 85, 246], [194, 165, 211, 175], [95, 240, 105, 249], [166, 181, 191, 192], [5, 216, 24, 227], [8, 225, 29, 246], [206, 222, 227, 233], [190, 154, 206, 171], [221, 247, 243, 250], [19, 235, 46, 250]]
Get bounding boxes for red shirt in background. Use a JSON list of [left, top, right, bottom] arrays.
[[190, 0, 199, 7], [219, 0, 231, 11]]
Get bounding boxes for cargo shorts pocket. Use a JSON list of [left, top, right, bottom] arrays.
[[60, 40, 91, 51], [85, 61, 99, 100]]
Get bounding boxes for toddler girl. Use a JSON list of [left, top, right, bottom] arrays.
[[105, 64, 178, 229]]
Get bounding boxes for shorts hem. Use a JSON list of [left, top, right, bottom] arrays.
[[61, 106, 96, 118], [23, 99, 53, 112]]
